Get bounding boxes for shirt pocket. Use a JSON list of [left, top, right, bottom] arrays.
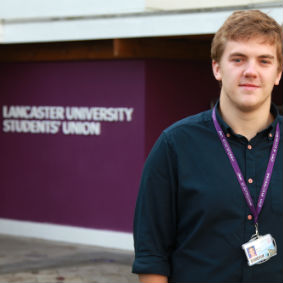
[[271, 174, 282, 215]]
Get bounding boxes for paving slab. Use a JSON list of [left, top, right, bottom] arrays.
[[0, 235, 139, 283]]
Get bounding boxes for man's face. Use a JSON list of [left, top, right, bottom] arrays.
[[212, 38, 282, 113], [248, 247, 256, 258]]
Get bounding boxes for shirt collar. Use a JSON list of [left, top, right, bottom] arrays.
[[214, 100, 231, 135], [263, 104, 279, 141], [213, 100, 280, 140]]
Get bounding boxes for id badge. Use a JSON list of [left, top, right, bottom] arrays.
[[242, 234, 277, 266]]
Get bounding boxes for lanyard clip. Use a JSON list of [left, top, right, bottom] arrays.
[[250, 223, 260, 241], [255, 223, 259, 238]]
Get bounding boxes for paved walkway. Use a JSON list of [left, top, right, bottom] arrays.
[[0, 235, 139, 283]]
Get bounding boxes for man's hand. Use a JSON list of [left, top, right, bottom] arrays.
[[139, 274, 168, 283]]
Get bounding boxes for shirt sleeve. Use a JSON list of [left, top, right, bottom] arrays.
[[132, 132, 177, 277]]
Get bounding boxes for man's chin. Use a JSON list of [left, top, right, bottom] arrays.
[[236, 100, 269, 113]]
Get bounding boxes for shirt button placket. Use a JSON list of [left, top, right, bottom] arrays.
[[243, 141, 257, 281], [244, 142, 256, 242]]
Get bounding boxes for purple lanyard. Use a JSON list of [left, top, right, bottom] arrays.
[[212, 107, 280, 224]]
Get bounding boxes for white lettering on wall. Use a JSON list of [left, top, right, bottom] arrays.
[[3, 106, 65, 120], [62, 122, 101, 135], [2, 105, 134, 136], [65, 107, 133, 122], [3, 120, 61, 134]]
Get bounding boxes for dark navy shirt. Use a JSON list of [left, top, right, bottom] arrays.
[[133, 104, 282, 282]]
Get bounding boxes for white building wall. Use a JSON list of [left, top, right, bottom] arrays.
[[146, 0, 282, 10], [0, 0, 145, 19], [0, 0, 282, 43]]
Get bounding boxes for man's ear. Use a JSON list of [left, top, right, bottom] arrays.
[[212, 60, 222, 81]]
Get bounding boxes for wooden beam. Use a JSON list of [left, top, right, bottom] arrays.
[[0, 35, 213, 62], [0, 40, 114, 62], [114, 36, 212, 60]]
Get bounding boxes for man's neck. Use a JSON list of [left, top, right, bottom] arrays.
[[219, 98, 273, 141]]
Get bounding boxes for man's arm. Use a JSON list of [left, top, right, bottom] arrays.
[[132, 133, 177, 278], [139, 274, 168, 283]]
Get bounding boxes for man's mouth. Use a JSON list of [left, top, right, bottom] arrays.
[[239, 83, 260, 89]]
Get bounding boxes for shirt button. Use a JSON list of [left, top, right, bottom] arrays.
[[226, 133, 231, 138], [247, 214, 253, 220], [248, 178, 253, 184], [247, 144, 252, 150]]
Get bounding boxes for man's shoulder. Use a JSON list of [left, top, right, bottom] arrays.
[[163, 109, 212, 137]]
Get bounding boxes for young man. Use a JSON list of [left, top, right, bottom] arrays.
[[132, 10, 282, 283]]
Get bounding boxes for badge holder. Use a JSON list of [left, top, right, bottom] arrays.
[[242, 224, 277, 266]]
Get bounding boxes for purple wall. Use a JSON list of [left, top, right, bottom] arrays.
[[273, 82, 282, 105], [0, 61, 145, 232], [0, 59, 281, 233], [145, 60, 218, 154]]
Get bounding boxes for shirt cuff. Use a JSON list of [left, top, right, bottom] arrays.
[[132, 254, 170, 277]]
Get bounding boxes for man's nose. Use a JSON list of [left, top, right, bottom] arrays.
[[243, 61, 258, 77]]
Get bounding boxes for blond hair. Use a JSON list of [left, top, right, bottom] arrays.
[[211, 10, 283, 71]]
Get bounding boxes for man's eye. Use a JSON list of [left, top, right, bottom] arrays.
[[261, 60, 270, 64], [233, 58, 242, 63]]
